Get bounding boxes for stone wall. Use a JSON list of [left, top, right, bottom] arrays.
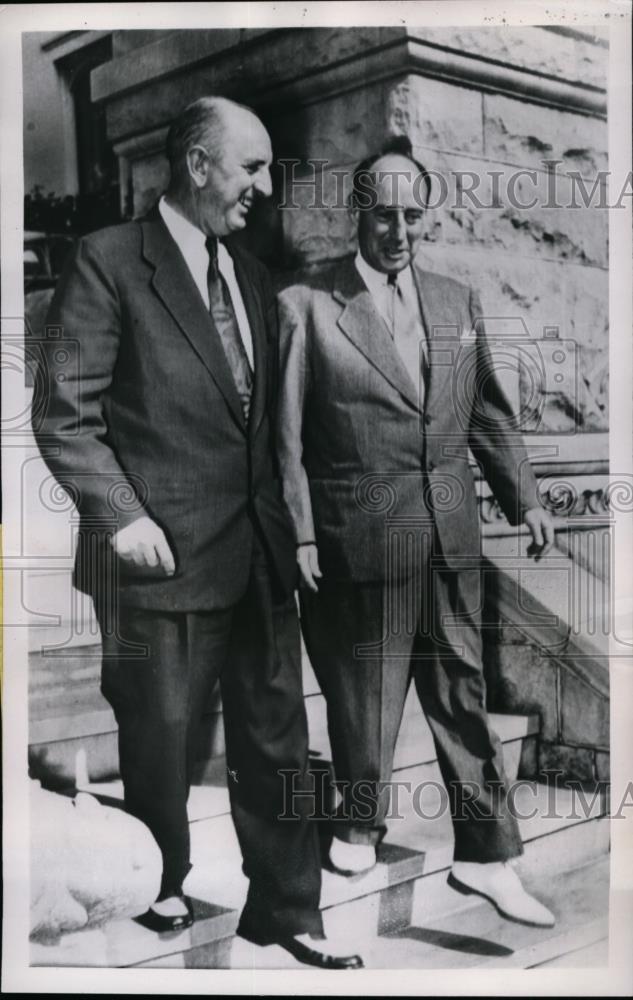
[[484, 623, 610, 785], [267, 42, 608, 437], [91, 25, 608, 438]]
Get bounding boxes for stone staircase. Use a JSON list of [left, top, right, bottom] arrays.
[[29, 648, 610, 970]]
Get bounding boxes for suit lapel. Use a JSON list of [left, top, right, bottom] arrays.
[[412, 265, 461, 416], [140, 210, 246, 432], [333, 260, 421, 412]]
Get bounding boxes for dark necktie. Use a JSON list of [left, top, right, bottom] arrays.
[[206, 237, 253, 422]]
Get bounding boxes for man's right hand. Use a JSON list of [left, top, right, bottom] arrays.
[[297, 544, 322, 592], [110, 516, 176, 576]]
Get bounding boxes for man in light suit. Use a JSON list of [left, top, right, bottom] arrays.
[[33, 96, 362, 969], [277, 136, 556, 927]]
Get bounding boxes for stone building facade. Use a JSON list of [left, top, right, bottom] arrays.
[[24, 25, 611, 785]]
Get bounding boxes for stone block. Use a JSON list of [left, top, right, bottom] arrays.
[[560, 669, 609, 749], [411, 148, 608, 270], [132, 152, 169, 217], [413, 243, 567, 343], [112, 30, 176, 58], [595, 751, 610, 782], [270, 73, 482, 167], [279, 163, 356, 267], [538, 741, 596, 782], [518, 733, 538, 779], [484, 93, 607, 176], [576, 347, 609, 430], [408, 26, 608, 90], [565, 264, 608, 353], [269, 82, 391, 165], [498, 623, 533, 645], [515, 337, 608, 435], [388, 76, 483, 155], [95, 29, 242, 104], [485, 643, 559, 742]]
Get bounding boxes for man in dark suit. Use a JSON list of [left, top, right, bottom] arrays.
[[277, 137, 556, 927], [34, 96, 362, 969]]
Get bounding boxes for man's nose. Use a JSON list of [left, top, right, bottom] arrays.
[[254, 167, 273, 199], [391, 212, 406, 242]]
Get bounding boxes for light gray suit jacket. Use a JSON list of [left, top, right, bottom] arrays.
[[277, 255, 538, 581]]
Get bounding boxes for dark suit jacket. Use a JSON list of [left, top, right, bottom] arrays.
[[34, 207, 296, 610], [277, 256, 539, 581]]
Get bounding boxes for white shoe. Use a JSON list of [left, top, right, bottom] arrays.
[[329, 837, 377, 875], [449, 861, 555, 928]]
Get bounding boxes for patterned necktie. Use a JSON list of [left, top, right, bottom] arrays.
[[388, 273, 428, 407], [206, 237, 253, 422]]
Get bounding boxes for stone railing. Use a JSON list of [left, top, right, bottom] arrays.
[[479, 434, 614, 782]]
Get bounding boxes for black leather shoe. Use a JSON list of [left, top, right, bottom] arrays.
[[134, 895, 194, 933], [278, 935, 364, 969]]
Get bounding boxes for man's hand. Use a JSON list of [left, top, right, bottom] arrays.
[[297, 544, 322, 592], [110, 516, 176, 576], [524, 507, 555, 561]]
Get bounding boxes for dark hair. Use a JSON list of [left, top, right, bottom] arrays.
[[350, 135, 431, 209]]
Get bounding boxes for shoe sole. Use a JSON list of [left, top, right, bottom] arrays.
[[279, 937, 364, 970], [447, 872, 555, 929], [134, 911, 194, 934], [328, 861, 377, 878]]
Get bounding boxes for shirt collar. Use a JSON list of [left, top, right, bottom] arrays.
[[354, 250, 415, 297], [159, 195, 207, 255]]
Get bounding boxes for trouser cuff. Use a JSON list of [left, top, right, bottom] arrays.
[[453, 838, 524, 864], [332, 824, 385, 847], [237, 906, 324, 945], [157, 861, 193, 901]]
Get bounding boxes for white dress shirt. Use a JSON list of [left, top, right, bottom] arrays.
[[354, 250, 428, 408], [354, 250, 419, 332], [158, 195, 254, 368]]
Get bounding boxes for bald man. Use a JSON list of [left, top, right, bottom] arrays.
[[278, 136, 556, 928], [34, 96, 362, 969]]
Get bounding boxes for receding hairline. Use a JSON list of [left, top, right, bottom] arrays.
[[182, 96, 265, 144], [361, 152, 426, 182], [165, 96, 270, 185]]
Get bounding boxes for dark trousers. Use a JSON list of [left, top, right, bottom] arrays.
[[97, 539, 323, 944], [300, 543, 523, 863]]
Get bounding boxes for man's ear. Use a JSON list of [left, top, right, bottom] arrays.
[[186, 146, 209, 189]]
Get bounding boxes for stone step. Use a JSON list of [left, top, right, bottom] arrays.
[[328, 858, 609, 972], [28, 643, 318, 783], [30, 631, 538, 790], [183, 776, 608, 929], [41, 776, 607, 969], [31, 643, 537, 788], [73, 709, 538, 826], [530, 934, 609, 968], [219, 858, 609, 971]]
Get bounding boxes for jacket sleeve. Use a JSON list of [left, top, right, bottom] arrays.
[[276, 290, 317, 546], [467, 288, 540, 524], [32, 236, 146, 531]]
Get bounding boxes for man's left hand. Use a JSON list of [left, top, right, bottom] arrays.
[[524, 507, 555, 561]]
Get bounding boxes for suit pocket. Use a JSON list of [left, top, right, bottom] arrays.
[[140, 480, 195, 576]]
